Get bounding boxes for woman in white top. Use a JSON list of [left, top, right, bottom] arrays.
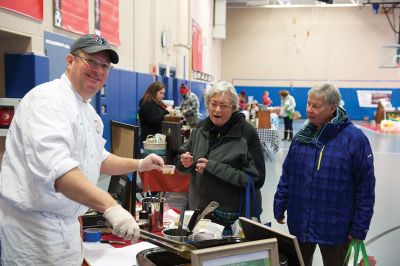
[[279, 90, 296, 141]]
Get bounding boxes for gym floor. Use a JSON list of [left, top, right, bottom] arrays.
[[112, 118, 399, 265], [261, 119, 400, 265]]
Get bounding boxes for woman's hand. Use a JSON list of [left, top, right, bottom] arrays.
[[195, 158, 208, 173], [166, 106, 173, 113], [181, 152, 194, 168], [276, 215, 286, 224]]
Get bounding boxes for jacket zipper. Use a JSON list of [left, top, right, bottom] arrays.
[[317, 145, 325, 171], [304, 142, 324, 240]]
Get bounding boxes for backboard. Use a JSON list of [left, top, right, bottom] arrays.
[[380, 44, 400, 68]]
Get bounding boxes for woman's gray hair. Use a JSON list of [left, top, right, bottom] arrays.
[[308, 83, 341, 106], [204, 81, 239, 111]]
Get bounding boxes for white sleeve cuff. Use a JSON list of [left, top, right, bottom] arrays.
[[46, 158, 80, 192]]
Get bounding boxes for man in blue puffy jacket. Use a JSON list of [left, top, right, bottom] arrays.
[[274, 83, 375, 266]]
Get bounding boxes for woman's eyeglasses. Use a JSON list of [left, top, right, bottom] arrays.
[[209, 102, 232, 111], [73, 55, 113, 70]]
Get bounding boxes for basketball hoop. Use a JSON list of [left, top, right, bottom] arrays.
[[396, 63, 400, 76], [380, 44, 400, 68]]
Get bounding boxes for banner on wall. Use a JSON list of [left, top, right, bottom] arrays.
[[0, 0, 43, 21], [54, 0, 89, 34], [94, 0, 120, 45], [356, 90, 392, 108], [192, 20, 203, 72]]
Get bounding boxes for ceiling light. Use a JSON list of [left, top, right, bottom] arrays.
[[246, 1, 270, 6]]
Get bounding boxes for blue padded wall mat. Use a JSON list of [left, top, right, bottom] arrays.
[[235, 85, 400, 121], [173, 78, 184, 106], [339, 87, 400, 121], [97, 69, 139, 151], [171, 79, 206, 119], [96, 69, 140, 151], [44, 32, 74, 81], [163, 76, 174, 101], [235, 86, 308, 117], [5, 54, 49, 98], [106, 69, 121, 120], [119, 70, 137, 125], [136, 73, 155, 110], [190, 81, 207, 118], [97, 69, 120, 151]]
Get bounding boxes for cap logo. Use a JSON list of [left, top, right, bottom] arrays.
[[93, 35, 109, 47]]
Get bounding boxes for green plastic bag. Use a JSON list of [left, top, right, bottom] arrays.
[[343, 240, 370, 266], [288, 110, 293, 120]]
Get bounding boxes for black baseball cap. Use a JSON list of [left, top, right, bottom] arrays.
[[70, 34, 119, 64]]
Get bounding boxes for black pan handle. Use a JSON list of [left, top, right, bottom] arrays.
[[187, 208, 200, 232]]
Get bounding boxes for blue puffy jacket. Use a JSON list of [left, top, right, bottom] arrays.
[[274, 107, 375, 244]]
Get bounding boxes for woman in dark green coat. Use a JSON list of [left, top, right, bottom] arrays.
[[176, 81, 265, 235]]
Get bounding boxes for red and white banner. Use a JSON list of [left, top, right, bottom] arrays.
[[0, 0, 43, 21], [94, 0, 120, 45], [192, 20, 203, 72], [54, 0, 89, 34]]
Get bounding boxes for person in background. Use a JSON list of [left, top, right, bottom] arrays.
[[248, 101, 259, 120], [238, 90, 247, 110], [241, 104, 250, 121], [262, 90, 272, 107], [274, 83, 375, 266], [138, 81, 173, 142], [247, 101, 259, 127], [279, 90, 296, 141], [0, 34, 165, 265], [177, 81, 265, 235], [179, 83, 200, 128]]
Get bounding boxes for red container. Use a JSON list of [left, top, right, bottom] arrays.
[[0, 107, 14, 127]]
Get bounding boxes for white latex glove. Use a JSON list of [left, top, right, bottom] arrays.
[[103, 205, 140, 243], [138, 153, 164, 172]]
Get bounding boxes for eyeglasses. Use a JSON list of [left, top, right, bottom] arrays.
[[73, 55, 113, 70], [209, 102, 232, 111]]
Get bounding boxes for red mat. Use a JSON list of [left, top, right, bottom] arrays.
[[359, 123, 400, 135], [139, 169, 190, 193]]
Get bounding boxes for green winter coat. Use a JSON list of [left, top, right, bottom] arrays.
[[177, 112, 266, 216]]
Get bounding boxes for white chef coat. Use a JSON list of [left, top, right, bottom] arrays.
[[0, 74, 109, 265]]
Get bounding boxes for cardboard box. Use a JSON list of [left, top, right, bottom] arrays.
[[258, 110, 271, 129]]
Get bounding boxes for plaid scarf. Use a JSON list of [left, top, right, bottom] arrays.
[[294, 106, 349, 144], [212, 209, 240, 236]]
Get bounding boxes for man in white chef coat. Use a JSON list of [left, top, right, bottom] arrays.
[[0, 34, 164, 265]]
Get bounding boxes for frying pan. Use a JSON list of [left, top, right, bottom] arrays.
[[139, 229, 196, 260]]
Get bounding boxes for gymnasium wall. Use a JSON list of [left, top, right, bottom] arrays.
[[223, 6, 400, 120]]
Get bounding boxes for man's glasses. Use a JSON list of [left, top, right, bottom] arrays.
[[73, 55, 113, 70], [209, 102, 232, 111]]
